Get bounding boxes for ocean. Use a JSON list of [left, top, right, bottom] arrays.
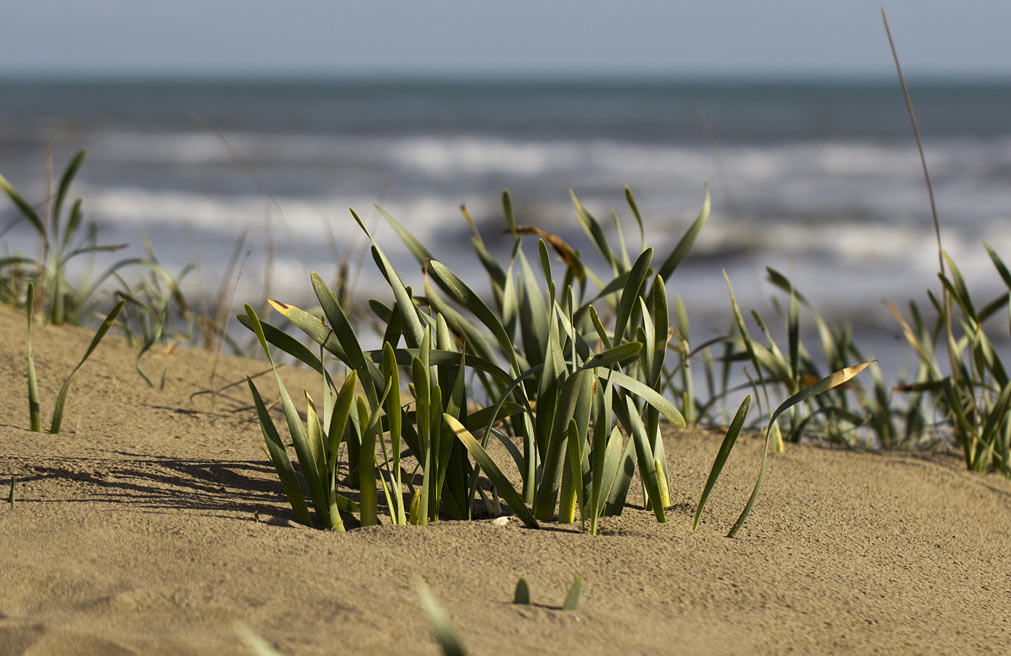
[[2, 77, 1010, 367]]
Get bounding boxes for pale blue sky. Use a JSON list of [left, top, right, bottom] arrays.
[[2, 1, 1010, 78]]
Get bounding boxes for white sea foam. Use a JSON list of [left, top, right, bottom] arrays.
[[5, 122, 1010, 326]]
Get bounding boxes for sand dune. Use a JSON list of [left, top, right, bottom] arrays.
[[1, 305, 1009, 655]]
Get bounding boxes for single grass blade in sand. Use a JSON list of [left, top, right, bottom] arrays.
[[416, 579, 469, 656], [231, 621, 282, 656], [26, 282, 40, 432], [49, 298, 125, 433], [513, 578, 531, 605], [694, 395, 751, 530], [561, 576, 583, 611]]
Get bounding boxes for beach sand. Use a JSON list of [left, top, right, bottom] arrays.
[[1, 304, 1009, 655]]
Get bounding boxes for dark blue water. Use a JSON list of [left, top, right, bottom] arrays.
[[1, 76, 1010, 368]]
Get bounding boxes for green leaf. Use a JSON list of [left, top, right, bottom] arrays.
[[656, 184, 710, 281], [571, 190, 617, 273], [606, 370, 686, 428], [612, 248, 653, 346], [513, 578, 531, 605], [580, 342, 642, 371], [247, 378, 313, 527], [428, 259, 522, 375], [236, 311, 328, 376], [244, 305, 331, 526], [416, 579, 469, 656], [623, 395, 666, 523], [264, 297, 347, 362], [0, 171, 45, 236], [25, 282, 40, 432], [381, 348, 403, 521], [375, 204, 435, 264], [587, 305, 612, 349], [356, 396, 379, 527], [693, 395, 750, 530], [53, 150, 86, 235], [650, 275, 669, 384], [351, 208, 426, 347], [728, 361, 874, 538], [624, 186, 647, 252], [304, 392, 328, 496], [985, 242, 1011, 291], [312, 272, 383, 393], [566, 418, 586, 526], [49, 299, 124, 433], [444, 414, 538, 528], [561, 576, 583, 611], [422, 275, 500, 365], [534, 370, 591, 521]]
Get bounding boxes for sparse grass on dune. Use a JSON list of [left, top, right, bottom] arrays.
[[3, 154, 1010, 533], [2, 14, 1009, 545], [241, 187, 868, 538]]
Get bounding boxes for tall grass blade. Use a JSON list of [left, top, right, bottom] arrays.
[[624, 186, 647, 253], [311, 272, 382, 392], [728, 361, 874, 538], [623, 395, 666, 522], [566, 418, 586, 527], [247, 378, 313, 527], [382, 343, 407, 524], [693, 395, 750, 530], [0, 171, 45, 234], [26, 282, 40, 432], [356, 396, 379, 527], [53, 150, 86, 235], [570, 190, 617, 273], [612, 249, 652, 346], [428, 259, 523, 375], [656, 185, 710, 281], [534, 370, 591, 521], [49, 299, 125, 433], [352, 208, 427, 348], [245, 305, 332, 526]]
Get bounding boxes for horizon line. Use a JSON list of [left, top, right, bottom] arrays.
[[2, 69, 1011, 86]]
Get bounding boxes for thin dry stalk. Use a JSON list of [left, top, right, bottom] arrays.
[[882, 8, 962, 440]]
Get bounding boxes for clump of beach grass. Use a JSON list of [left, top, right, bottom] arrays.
[[242, 186, 869, 536], [24, 280, 124, 433], [0, 150, 138, 325]]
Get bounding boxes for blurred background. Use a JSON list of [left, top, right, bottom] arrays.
[[2, 1, 1010, 364]]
